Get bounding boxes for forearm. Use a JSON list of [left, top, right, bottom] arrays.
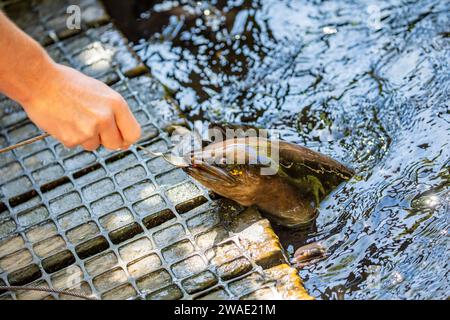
[[0, 11, 55, 105]]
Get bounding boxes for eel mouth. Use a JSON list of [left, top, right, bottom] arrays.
[[184, 162, 237, 185]]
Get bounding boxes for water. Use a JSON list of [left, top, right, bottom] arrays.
[[103, 0, 449, 299]]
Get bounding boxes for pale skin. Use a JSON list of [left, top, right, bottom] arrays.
[[0, 11, 141, 150]]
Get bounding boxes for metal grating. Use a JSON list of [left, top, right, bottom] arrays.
[[0, 0, 310, 300]]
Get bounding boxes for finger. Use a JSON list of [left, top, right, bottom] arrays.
[[113, 99, 141, 145], [99, 115, 124, 150], [81, 135, 101, 151], [62, 141, 78, 149]]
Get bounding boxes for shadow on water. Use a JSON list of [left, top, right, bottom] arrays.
[[103, 0, 450, 299]]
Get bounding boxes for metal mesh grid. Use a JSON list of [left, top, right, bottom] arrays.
[[0, 0, 110, 46], [0, 0, 307, 300]]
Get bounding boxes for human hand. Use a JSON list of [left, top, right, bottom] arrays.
[[21, 62, 141, 151]]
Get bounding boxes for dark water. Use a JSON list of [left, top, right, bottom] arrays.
[[103, 0, 449, 299]]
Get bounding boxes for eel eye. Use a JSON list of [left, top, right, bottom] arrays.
[[230, 168, 243, 176]]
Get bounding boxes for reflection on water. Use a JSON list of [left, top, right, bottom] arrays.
[[103, 0, 449, 299]]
